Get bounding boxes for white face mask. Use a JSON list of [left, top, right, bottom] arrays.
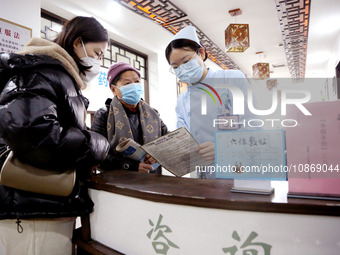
[[174, 58, 204, 84], [79, 39, 101, 82]]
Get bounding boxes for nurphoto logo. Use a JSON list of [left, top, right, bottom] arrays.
[[199, 83, 312, 128]]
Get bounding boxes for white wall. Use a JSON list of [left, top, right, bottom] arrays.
[[0, 0, 41, 38], [317, 33, 340, 101], [326, 33, 340, 77]]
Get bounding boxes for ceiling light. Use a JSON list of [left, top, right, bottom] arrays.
[[225, 8, 250, 53], [253, 52, 270, 79], [266, 79, 278, 90]]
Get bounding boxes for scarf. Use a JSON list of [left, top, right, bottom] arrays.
[[19, 37, 85, 90], [107, 97, 162, 152]]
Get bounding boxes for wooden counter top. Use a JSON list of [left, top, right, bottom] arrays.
[[86, 170, 340, 216]]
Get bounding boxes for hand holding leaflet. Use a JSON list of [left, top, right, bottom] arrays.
[[141, 127, 214, 177], [116, 138, 159, 172], [116, 138, 146, 161]]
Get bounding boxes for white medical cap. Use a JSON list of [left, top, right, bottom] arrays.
[[168, 25, 202, 47]]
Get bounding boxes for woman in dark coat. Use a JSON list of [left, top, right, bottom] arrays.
[[91, 62, 168, 174], [0, 16, 109, 255]]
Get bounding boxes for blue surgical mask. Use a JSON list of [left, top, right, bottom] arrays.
[[119, 83, 144, 105], [174, 58, 204, 84]]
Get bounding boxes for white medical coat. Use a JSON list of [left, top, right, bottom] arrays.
[[175, 68, 256, 143]]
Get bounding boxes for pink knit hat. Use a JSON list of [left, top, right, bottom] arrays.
[[107, 62, 140, 86]]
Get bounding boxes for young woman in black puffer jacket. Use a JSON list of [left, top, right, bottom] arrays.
[[0, 16, 109, 255]]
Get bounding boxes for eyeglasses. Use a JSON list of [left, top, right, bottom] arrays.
[[169, 52, 197, 74]]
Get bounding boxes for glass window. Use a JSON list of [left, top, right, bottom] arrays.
[[108, 40, 149, 102]]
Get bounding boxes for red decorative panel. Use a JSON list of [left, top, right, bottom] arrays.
[[274, 0, 311, 81], [114, 0, 240, 70], [114, 0, 186, 24]]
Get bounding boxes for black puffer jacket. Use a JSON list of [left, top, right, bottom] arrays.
[[0, 48, 109, 219]]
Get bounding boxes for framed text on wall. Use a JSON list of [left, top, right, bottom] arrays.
[[0, 18, 32, 53]]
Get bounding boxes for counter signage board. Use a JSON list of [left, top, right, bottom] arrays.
[[215, 129, 286, 180]]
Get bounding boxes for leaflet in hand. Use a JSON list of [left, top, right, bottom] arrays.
[[141, 127, 213, 177], [116, 138, 146, 162]]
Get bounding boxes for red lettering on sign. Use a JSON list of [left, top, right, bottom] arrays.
[[5, 29, 11, 37]]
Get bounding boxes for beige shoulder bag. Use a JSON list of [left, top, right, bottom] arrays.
[[0, 150, 76, 197]]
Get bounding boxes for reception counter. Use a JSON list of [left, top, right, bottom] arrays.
[[74, 171, 340, 255]]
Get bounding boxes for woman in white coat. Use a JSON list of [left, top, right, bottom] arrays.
[[165, 26, 254, 178]]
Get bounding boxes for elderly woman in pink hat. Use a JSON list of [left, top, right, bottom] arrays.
[[91, 62, 168, 173]]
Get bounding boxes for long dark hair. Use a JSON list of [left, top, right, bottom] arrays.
[[165, 39, 207, 64], [54, 16, 108, 74]]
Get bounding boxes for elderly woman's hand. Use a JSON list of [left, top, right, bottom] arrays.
[[144, 154, 157, 164], [138, 163, 154, 173]]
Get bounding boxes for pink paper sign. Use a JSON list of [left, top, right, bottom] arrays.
[[286, 101, 340, 196]]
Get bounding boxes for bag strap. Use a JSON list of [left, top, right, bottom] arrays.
[[0, 146, 10, 159]]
